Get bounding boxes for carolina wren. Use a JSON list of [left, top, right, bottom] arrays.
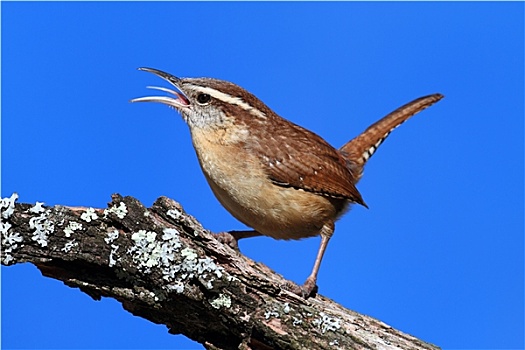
[[131, 67, 443, 297]]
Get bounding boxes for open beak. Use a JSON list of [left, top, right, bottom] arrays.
[[130, 67, 190, 109]]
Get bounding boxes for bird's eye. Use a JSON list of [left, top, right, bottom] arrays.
[[196, 93, 211, 105]]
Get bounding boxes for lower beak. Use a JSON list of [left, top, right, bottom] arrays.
[[130, 67, 190, 108]]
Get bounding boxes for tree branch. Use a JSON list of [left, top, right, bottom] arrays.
[[1, 193, 439, 350]]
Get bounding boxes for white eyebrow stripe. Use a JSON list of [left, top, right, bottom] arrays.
[[186, 84, 266, 119]]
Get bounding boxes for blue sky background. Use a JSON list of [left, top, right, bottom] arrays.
[[1, 2, 523, 349]]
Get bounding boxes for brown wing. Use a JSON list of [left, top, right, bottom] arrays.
[[248, 116, 367, 207]]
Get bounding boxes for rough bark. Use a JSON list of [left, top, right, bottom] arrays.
[[1, 193, 439, 350]]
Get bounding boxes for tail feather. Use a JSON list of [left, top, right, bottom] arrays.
[[340, 93, 444, 182]]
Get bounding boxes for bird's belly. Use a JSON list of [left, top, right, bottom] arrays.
[[206, 173, 341, 239], [192, 136, 345, 240]]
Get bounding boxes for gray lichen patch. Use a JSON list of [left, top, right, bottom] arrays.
[[1, 194, 49, 263], [108, 244, 119, 267], [264, 309, 280, 320], [1, 226, 23, 264], [264, 301, 295, 321], [105, 229, 119, 244], [292, 316, 303, 326], [312, 312, 342, 334], [166, 208, 182, 221], [125, 227, 225, 294], [328, 339, 339, 346], [209, 293, 232, 309], [61, 239, 78, 253], [29, 211, 54, 247], [28, 202, 46, 214], [104, 202, 128, 219], [2, 194, 35, 264], [80, 208, 99, 222], [128, 230, 165, 271], [283, 302, 291, 314], [1, 193, 19, 219], [64, 221, 83, 238]]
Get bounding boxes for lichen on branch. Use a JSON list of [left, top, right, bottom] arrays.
[[1, 193, 439, 350]]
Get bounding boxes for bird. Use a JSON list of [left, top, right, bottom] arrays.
[[131, 67, 443, 297]]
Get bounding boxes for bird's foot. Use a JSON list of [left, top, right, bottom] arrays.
[[215, 231, 240, 251], [215, 230, 262, 251], [282, 278, 318, 299]]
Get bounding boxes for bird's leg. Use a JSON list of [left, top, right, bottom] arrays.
[[219, 222, 335, 299], [216, 230, 262, 250], [284, 221, 335, 298]]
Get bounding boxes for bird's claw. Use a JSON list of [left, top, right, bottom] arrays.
[[282, 280, 318, 299], [215, 231, 240, 251]]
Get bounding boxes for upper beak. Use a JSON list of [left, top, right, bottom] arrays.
[[130, 67, 190, 108]]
